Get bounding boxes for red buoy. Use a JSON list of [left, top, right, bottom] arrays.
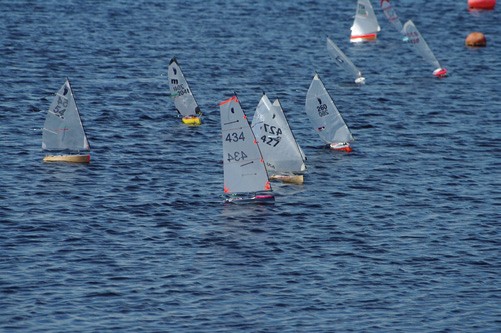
[[466, 32, 487, 47], [468, 0, 496, 10]]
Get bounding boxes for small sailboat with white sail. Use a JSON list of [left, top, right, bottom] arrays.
[[42, 79, 90, 163], [402, 20, 448, 78], [350, 0, 381, 42], [326, 37, 365, 84], [220, 95, 274, 204], [168, 57, 202, 126], [380, 0, 406, 39], [251, 93, 306, 185], [305, 74, 354, 152]]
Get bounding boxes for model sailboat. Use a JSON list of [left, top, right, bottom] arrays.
[[305, 74, 354, 152], [380, 0, 405, 37], [326, 37, 365, 84], [42, 79, 90, 163], [251, 93, 306, 185], [402, 20, 448, 78], [220, 95, 274, 204], [350, 0, 381, 42], [168, 57, 202, 125]]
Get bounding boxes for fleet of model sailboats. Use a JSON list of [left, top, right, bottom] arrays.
[[42, 79, 91, 163], [39, 4, 452, 203], [168, 57, 203, 125], [251, 93, 306, 185], [220, 95, 274, 204], [305, 74, 354, 152]]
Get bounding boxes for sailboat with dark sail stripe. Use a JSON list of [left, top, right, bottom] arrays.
[[168, 57, 202, 125], [305, 74, 354, 152]]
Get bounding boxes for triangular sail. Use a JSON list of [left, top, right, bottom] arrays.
[[305, 74, 354, 145], [251, 94, 306, 176], [380, 0, 405, 34], [402, 20, 442, 70], [273, 99, 307, 164], [42, 79, 90, 152], [326, 37, 364, 83], [351, 0, 381, 42], [220, 95, 272, 194], [168, 57, 201, 117]]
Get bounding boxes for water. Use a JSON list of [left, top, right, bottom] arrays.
[[1, 0, 500, 331]]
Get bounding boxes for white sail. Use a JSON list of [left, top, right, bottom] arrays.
[[251, 94, 306, 176], [220, 95, 272, 195], [402, 20, 446, 76], [326, 37, 365, 84], [168, 57, 201, 117], [380, 0, 404, 34], [350, 0, 381, 42], [305, 74, 354, 145], [42, 79, 90, 152], [273, 99, 307, 164]]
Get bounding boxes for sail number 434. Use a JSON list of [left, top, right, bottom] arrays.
[[225, 132, 245, 142], [227, 151, 248, 162]]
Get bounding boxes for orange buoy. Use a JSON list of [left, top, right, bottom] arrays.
[[468, 0, 496, 10], [466, 32, 487, 47]]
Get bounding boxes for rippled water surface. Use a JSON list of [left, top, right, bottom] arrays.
[[1, 0, 500, 332]]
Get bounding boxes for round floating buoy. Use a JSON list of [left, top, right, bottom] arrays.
[[468, 0, 496, 10], [466, 32, 487, 47]]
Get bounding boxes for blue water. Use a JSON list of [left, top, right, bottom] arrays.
[[1, 0, 500, 332]]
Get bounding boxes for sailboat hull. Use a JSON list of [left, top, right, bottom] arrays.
[[329, 142, 353, 152], [224, 193, 275, 204], [433, 68, 448, 78], [270, 174, 304, 185], [181, 115, 202, 126], [350, 33, 378, 43], [43, 154, 90, 163]]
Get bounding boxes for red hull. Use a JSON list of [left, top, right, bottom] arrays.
[[468, 0, 496, 10]]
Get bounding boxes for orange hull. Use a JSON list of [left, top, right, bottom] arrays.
[[330, 143, 353, 152], [350, 33, 378, 42]]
